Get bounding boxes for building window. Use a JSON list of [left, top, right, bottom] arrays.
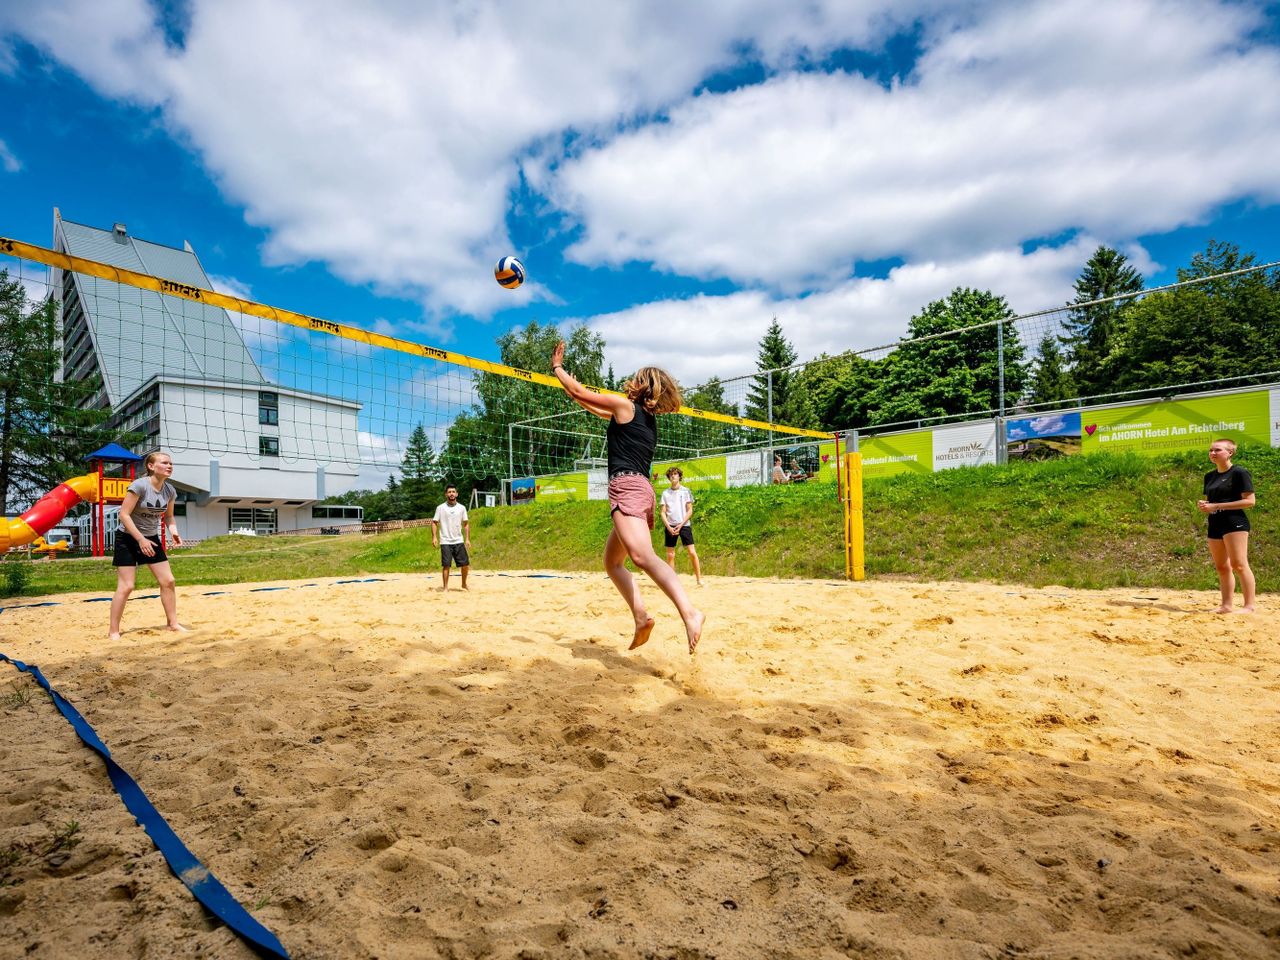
[[312, 505, 363, 520], [229, 507, 277, 535], [259, 391, 279, 425], [173, 503, 187, 516], [259, 436, 279, 457]]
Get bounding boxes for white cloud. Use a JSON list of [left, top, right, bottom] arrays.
[[551, 0, 1280, 286], [0, 138, 20, 173], [1029, 414, 1068, 434], [206, 272, 252, 301], [576, 235, 1114, 387], [0, 0, 945, 316]]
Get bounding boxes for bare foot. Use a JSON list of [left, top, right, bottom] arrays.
[[166, 623, 190, 633], [685, 610, 705, 655], [1232, 607, 1255, 614], [629, 617, 655, 650], [107, 631, 121, 642], [1213, 605, 1232, 614]]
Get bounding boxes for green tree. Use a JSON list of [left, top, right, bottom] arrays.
[[399, 423, 439, 518], [1, 271, 117, 513], [744, 318, 805, 426], [1100, 240, 1280, 393], [1063, 246, 1143, 396], [792, 353, 881, 431], [866, 287, 1027, 426], [440, 320, 606, 491], [1027, 335, 1076, 406]]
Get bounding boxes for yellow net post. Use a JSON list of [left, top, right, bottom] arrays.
[[842, 451, 864, 581]]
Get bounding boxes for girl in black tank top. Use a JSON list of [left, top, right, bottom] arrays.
[[551, 340, 706, 654], [1197, 438, 1257, 613]]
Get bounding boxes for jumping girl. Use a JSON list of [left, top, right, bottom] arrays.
[[552, 341, 705, 653]]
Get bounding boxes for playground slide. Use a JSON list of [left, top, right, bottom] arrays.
[[1, 474, 100, 552]]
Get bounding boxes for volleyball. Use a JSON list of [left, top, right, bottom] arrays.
[[494, 256, 525, 289]]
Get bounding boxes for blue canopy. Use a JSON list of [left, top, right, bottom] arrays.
[[84, 442, 143, 463]]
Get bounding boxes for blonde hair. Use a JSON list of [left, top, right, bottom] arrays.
[[1211, 438, 1237, 455], [624, 366, 682, 414], [143, 450, 172, 476]]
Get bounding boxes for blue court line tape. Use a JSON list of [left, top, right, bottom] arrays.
[[334, 577, 386, 584], [249, 587, 289, 592], [494, 572, 576, 580], [0, 652, 290, 958]]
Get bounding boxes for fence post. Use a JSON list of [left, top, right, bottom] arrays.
[[997, 318, 1006, 418]]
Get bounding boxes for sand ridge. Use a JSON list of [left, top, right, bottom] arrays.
[[1, 572, 1277, 959]]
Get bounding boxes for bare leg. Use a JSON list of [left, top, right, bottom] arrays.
[[604, 525, 652, 648], [460, 564, 470, 590], [613, 513, 705, 654], [1208, 538, 1233, 613], [150, 561, 185, 630], [108, 566, 136, 640], [687, 544, 703, 585], [666, 547, 677, 571], [1223, 532, 1255, 612], [440, 566, 450, 591]]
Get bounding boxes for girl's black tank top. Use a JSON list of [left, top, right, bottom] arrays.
[[607, 402, 657, 477]]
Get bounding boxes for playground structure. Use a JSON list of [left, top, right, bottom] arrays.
[[1, 474, 100, 553]]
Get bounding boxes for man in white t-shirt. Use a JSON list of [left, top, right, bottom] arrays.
[[659, 467, 702, 586], [431, 484, 471, 590]]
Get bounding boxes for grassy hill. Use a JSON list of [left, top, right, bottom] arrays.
[[6, 448, 1276, 599]]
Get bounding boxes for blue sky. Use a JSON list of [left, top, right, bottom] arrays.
[[2, 0, 1279, 394]]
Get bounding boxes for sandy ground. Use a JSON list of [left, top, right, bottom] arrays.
[[0, 571, 1278, 960]]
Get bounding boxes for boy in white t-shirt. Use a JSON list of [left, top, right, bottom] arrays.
[[431, 484, 471, 590], [659, 467, 702, 586]]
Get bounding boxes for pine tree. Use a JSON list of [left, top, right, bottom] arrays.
[[1027, 335, 1075, 406], [1062, 246, 1143, 396], [400, 423, 438, 518], [744, 319, 799, 424]]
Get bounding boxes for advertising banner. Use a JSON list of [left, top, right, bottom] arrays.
[[1081, 390, 1270, 455], [861, 430, 933, 478], [726, 450, 765, 488], [1006, 410, 1083, 460], [534, 472, 586, 502], [587, 468, 608, 501], [1271, 388, 1280, 448], [932, 420, 997, 471], [652, 456, 728, 490], [510, 476, 537, 504]]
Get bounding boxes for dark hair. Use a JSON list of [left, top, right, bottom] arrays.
[[446, 484, 458, 492], [666, 466, 683, 480]]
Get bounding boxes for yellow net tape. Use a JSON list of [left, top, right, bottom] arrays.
[[1, 236, 829, 439]]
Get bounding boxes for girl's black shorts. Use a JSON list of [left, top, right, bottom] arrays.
[[1207, 512, 1250, 540], [113, 534, 168, 566]]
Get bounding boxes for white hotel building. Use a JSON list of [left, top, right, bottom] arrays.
[[54, 211, 363, 542]]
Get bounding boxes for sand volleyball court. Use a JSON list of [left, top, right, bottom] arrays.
[[1, 572, 1278, 959]]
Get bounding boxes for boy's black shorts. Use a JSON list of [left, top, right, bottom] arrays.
[[663, 524, 695, 548], [440, 543, 470, 567]]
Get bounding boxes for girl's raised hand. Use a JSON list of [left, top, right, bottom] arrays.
[[552, 340, 566, 370]]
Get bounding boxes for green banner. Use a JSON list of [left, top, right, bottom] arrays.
[[1082, 391, 1270, 455], [536, 471, 589, 502], [652, 456, 727, 490], [860, 430, 933, 478]]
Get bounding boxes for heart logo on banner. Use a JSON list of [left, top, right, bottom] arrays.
[[821, 455, 829, 463], [1084, 424, 1098, 436]]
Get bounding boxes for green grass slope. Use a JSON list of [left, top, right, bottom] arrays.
[[6, 448, 1275, 599]]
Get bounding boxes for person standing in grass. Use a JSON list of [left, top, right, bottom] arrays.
[[552, 340, 705, 654], [108, 451, 186, 641], [431, 484, 471, 591], [660, 467, 702, 586], [1197, 438, 1256, 613]]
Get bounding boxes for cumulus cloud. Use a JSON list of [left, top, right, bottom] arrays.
[[0, 0, 940, 317], [575, 235, 1120, 386], [552, 0, 1280, 286]]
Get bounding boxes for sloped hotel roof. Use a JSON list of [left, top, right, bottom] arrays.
[[56, 216, 268, 408]]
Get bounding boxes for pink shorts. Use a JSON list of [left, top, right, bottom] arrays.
[[608, 473, 655, 529]]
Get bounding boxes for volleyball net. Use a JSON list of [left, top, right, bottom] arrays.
[[0, 235, 830, 513]]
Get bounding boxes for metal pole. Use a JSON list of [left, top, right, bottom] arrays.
[[766, 370, 774, 471], [997, 318, 1006, 418], [507, 423, 514, 505]]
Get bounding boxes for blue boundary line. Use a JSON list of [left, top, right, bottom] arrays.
[[0, 578, 388, 616], [0, 652, 290, 958]]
